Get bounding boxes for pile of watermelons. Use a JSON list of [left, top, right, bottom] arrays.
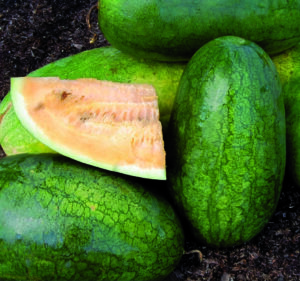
[[1, 1, 300, 280]]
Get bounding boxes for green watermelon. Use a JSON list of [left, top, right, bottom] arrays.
[[98, 0, 300, 61], [272, 43, 300, 187], [0, 153, 184, 281], [167, 36, 286, 247]]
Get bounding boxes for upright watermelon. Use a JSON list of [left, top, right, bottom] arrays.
[[98, 0, 300, 61], [272, 43, 300, 187], [0, 153, 184, 281], [167, 36, 286, 247]]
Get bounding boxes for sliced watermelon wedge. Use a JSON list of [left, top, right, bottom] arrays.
[[11, 77, 166, 180]]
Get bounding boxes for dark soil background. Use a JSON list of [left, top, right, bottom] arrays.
[[0, 1, 300, 280]]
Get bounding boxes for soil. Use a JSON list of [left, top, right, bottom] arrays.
[[0, 1, 300, 280]]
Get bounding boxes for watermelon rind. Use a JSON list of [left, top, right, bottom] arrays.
[[0, 93, 56, 155]]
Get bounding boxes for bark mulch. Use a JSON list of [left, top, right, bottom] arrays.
[[0, 1, 299, 280]]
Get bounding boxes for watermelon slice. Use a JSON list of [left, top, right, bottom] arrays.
[[11, 77, 166, 180]]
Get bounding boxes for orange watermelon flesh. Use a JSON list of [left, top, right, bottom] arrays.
[[11, 77, 166, 180]]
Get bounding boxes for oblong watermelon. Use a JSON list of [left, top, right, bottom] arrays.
[[0, 153, 184, 281], [167, 36, 286, 247], [98, 0, 300, 61], [11, 77, 166, 180]]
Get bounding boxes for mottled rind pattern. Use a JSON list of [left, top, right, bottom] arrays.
[[167, 36, 286, 247], [0, 154, 184, 281], [272, 44, 300, 187], [99, 0, 300, 61]]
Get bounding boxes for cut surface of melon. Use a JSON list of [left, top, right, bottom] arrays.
[[11, 77, 166, 180]]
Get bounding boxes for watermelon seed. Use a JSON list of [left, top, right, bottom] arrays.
[[34, 102, 45, 111], [61, 91, 72, 101], [80, 112, 93, 122]]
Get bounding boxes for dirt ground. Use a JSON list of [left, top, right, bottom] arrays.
[[1, 1, 300, 280]]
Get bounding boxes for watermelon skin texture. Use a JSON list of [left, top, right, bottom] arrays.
[[0, 154, 184, 281], [272, 44, 300, 187], [0, 46, 185, 155], [98, 0, 300, 61], [167, 36, 286, 248]]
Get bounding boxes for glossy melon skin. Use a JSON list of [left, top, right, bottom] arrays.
[[0, 46, 185, 155], [272, 44, 300, 187], [167, 36, 286, 248], [98, 0, 300, 61], [0, 154, 184, 281]]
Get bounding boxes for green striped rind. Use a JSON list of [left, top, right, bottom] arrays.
[[0, 46, 185, 155], [167, 36, 286, 248], [0, 154, 184, 281], [98, 0, 300, 61], [272, 44, 300, 186]]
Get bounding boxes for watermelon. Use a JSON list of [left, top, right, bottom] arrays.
[[0, 46, 185, 156], [0, 153, 184, 281], [272, 43, 300, 186], [167, 36, 286, 247], [98, 0, 300, 61], [10, 77, 166, 180]]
